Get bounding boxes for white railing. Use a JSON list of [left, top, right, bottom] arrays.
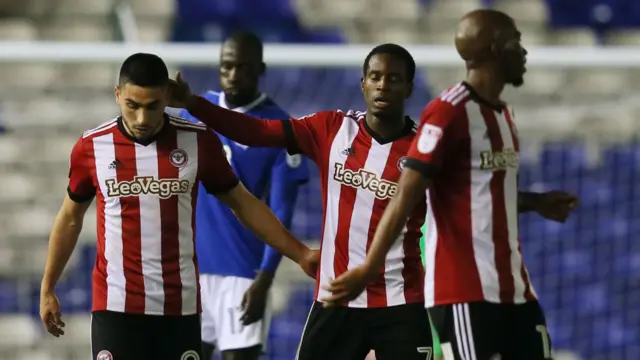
[[1, 42, 640, 67]]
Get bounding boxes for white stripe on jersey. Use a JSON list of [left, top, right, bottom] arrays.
[[135, 141, 165, 314], [466, 101, 500, 303], [316, 118, 355, 302], [93, 133, 127, 312], [347, 141, 393, 307]]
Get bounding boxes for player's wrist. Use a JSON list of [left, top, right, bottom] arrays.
[[185, 95, 200, 111], [40, 280, 56, 294]]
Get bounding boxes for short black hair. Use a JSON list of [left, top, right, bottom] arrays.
[[363, 43, 416, 81], [224, 31, 264, 60], [119, 53, 169, 87]]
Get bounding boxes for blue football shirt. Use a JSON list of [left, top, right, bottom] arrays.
[[180, 91, 309, 278]]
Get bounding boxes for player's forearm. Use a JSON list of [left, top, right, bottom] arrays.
[[364, 195, 414, 274], [518, 191, 542, 213], [233, 198, 308, 264], [186, 95, 288, 147], [365, 169, 428, 275], [41, 210, 84, 292], [260, 246, 283, 274], [260, 182, 299, 272]]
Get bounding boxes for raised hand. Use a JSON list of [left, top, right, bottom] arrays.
[[168, 71, 194, 108]]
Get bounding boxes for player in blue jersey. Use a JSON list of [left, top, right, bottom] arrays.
[[180, 32, 309, 360]]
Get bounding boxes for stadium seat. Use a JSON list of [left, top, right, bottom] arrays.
[[61, 315, 91, 344], [130, 0, 175, 18], [0, 315, 40, 347], [493, 0, 548, 24], [40, 20, 114, 41], [0, 18, 38, 40], [54, 0, 112, 16], [0, 173, 39, 203]]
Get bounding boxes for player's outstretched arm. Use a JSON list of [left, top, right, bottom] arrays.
[[40, 194, 92, 336], [215, 183, 318, 279], [518, 190, 579, 222], [169, 72, 289, 148], [321, 169, 431, 306]]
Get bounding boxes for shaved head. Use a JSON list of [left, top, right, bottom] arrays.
[[455, 9, 516, 63], [455, 9, 527, 87]]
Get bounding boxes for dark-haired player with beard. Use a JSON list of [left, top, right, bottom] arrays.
[[322, 9, 579, 360], [39, 53, 318, 360], [169, 44, 433, 360]]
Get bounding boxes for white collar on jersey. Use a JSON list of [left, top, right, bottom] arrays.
[[216, 91, 268, 114]]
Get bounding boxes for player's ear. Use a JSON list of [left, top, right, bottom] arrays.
[[360, 77, 365, 93], [114, 86, 120, 104]]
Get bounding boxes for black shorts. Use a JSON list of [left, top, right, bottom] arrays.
[[429, 300, 552, 360], [296, 301, 433, 360], [91, 310, 203, 360]]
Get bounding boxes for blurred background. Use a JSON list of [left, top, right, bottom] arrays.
[[0, 0, 639, 359]]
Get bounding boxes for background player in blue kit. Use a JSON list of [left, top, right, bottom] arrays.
[[180, 32, 309, 360]]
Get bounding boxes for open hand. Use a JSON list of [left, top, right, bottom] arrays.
[[240, 272, 271, 325], [40, 291, 65, 337], [536, 190, 579, 223], [168, 71, 194, 108], [319, 266, 372, 307]]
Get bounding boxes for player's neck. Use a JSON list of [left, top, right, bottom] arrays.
[[365, 112, 406, 139], [223, 90, 261, 109], [465, 69, 505, 106]]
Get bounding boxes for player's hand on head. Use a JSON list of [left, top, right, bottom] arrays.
[[168, 71, 193, 108], [39, 291, 65, 337], [298, 248, 320, 279], [319, 266, 371, 308], [537, 190, 579, 223]]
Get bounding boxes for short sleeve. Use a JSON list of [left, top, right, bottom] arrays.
[[197, 130, 240, 194], [280, 111, 337, 162], [405, 101, 459, 178], [270, 150, 309, 184], [67, 137, 96, 203]]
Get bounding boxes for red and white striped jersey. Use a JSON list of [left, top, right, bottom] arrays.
[[67, 114, 238, 316], [285, 110, 426, 308], [405, 82, 536, 307]]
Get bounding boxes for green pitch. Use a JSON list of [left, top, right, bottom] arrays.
[[420, 222, 443, 359]]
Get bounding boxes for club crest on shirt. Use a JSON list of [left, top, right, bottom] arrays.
[[169, 149, 188, 168], [397, 156, 408, 172], [96, 350, 113, 360]]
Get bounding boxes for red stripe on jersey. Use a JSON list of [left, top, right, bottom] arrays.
[[313, 114, 344, 300], [191, 183, 201, 313], [332, 124, 372, 305], [87, 137, 109, 312], [483, 108, 515, 302], [112, 130, 145, 313], [157, 129, 183, 315], [504, 110, 534, 300], [432, 112, 482, 304]]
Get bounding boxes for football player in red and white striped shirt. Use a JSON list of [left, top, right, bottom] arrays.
[[39, 53, 318, 360], [169, 44, 434, 360], [324, 10, 578, 360]]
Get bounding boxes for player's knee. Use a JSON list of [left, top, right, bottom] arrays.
[[221, 345, 262, 360]]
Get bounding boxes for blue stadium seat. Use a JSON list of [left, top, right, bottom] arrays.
[[0, 279, 20, 313]]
